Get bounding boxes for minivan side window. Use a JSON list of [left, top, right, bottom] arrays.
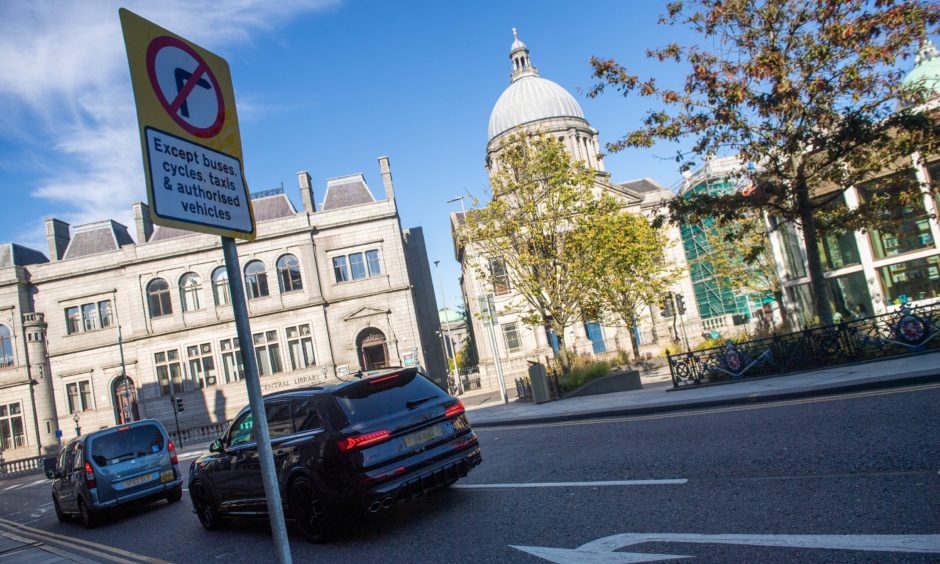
[[291, 398, 321, 432], [228, 411, 254, 448], [72, 444, 84, 472], [58, 444, 73, 474], [265, 401, 293, 438]]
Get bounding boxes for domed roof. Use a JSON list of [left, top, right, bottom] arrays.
[[439, 307, 463, 324], [488, 75, 586, 140], [903, 39, 940, 94]]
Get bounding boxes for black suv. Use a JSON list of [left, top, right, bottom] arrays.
[[188, 368, 482, 541]]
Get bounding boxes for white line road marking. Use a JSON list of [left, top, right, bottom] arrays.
[[513, 533, 940, 563], [480, 383, 940, 431], [2, 484, 21, 491], [454, 479, 687, 489]]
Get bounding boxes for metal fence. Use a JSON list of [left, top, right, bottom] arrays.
[[515, 372, 562, 402], [668, 300, 940, 387]]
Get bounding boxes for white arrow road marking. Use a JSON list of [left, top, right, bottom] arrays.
[[454, 479, 687, 489], [513, 533, 940, 563]]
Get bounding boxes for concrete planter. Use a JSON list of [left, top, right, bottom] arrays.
[[562, 369, 642, 399]]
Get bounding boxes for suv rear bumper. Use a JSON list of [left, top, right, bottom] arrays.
[[362, 444, 482, 509]]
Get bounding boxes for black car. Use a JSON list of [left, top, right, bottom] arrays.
[[188, 368, 482, 542]]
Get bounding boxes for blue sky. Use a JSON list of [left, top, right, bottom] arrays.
[[0, 1, 708, 306]]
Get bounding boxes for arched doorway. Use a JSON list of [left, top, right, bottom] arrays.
[[112, 376, 140, 424], [357, 328, 389, 371]]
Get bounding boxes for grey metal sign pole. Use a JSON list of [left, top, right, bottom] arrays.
[[222, 236, 292, 564]]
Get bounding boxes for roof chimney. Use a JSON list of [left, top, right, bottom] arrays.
[[378, 156, 394, 201], [133, 202, 154, 243], [44, 218, 70, 262], [297, 171, 316, 213]]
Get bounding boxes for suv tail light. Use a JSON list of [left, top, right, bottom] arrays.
[[444, 400, 465, 418], [168, 439, 179, 465], [83, 461, 96, 489], [337, 430, 391, 453]]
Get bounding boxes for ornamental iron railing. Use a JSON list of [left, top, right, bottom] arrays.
[[668, 300, 940, 387]]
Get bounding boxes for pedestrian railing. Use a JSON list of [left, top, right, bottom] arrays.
[[0, 455, 44, 478], [169, 420, 229, 445], [668, 300, 940, 388]]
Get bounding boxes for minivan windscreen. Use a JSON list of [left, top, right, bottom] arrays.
[[90, 424, 164, 467], [334, 372, 447, 423]]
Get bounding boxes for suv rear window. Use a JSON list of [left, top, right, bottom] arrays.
[[333, 372, 447, 423], [89, 424, 164, 467]]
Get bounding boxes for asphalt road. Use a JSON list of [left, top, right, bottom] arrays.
[[0, 383, 937, 563]]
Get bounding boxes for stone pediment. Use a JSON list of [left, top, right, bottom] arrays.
[[344, 306, 391, 321]]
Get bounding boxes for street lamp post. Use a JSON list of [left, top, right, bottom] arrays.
[[72, 413, 80, 437], [434, 260, 464, 395]]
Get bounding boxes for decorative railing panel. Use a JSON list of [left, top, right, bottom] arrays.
[[669, 301, 940, 387]]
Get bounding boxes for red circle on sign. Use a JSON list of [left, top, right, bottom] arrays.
[[146, 36, 225, 138]]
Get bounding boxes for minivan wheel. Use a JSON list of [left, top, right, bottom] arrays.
[[166, 485, 183, 503], [191, 482, 222, 531], [52, 494, 71, 523], [289, 477, 335, 543], [78, 499, 99, 529]]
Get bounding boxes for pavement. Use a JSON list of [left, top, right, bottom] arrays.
[[2, 354, 935, 563], [465, 351, 940, 427]]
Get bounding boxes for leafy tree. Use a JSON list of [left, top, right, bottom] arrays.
[[589, 0, 940, 326], [580, 210, 679, 360], [459, 132, 619, 374]]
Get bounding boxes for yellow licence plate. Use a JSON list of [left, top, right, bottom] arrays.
[[122, 473, 155, 489], [403, 425, 444, 448], [160, 470, 174, 483]]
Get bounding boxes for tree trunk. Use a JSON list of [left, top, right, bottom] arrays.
[[773, 289, 787, 330], [797, 196, 833, 327], [554, 323, 571, 374], [627, 319, 641, 362]]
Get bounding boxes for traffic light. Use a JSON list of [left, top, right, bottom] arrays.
[[175, 397, 184, 413], [660, 292, 675, 318], [676, 294, 686, 315]]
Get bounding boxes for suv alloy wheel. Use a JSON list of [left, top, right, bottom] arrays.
[[289, 477, 335, 543]]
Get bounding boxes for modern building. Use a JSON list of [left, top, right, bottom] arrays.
[[451, 30, 702, 389], [0, 157, 445, 462], [677, 156, 779, 335]]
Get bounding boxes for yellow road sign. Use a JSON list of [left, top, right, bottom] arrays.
[[120, 8, 255, 240]]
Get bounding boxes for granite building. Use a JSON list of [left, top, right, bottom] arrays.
[[0, 156, 445, 462]]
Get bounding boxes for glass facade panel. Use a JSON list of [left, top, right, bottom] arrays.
[[878, 254, 940, 304], [860, 176, 934, 259], [332, 256, 348, 283], [778, 221, 807, 279]]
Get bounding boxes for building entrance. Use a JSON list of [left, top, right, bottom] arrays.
[[357, 328, 389, 370], [112, 376, 140, 424]]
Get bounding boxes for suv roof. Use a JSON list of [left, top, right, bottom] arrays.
[[263, 367, 421, 400]]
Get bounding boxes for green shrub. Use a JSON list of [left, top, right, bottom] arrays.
[[558, 361, 610, 393]]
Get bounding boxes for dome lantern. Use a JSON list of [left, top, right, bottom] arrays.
[[510, 27, 538, 82]]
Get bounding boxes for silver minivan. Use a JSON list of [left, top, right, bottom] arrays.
[[47, 419, 183, 527]]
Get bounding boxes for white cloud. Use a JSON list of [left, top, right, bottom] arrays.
[[0, 0, 338, 242]]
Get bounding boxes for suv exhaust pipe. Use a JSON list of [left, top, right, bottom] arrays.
[[367, 500, 383, 513]]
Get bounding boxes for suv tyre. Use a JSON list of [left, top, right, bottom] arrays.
[[289, 477, 335, 543], [191, 481, 223, 531]]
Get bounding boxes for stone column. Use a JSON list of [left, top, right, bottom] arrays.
[[23, 313, 60, 454]]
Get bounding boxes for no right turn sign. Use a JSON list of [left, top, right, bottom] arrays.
[[120, 8, 255, 240]]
